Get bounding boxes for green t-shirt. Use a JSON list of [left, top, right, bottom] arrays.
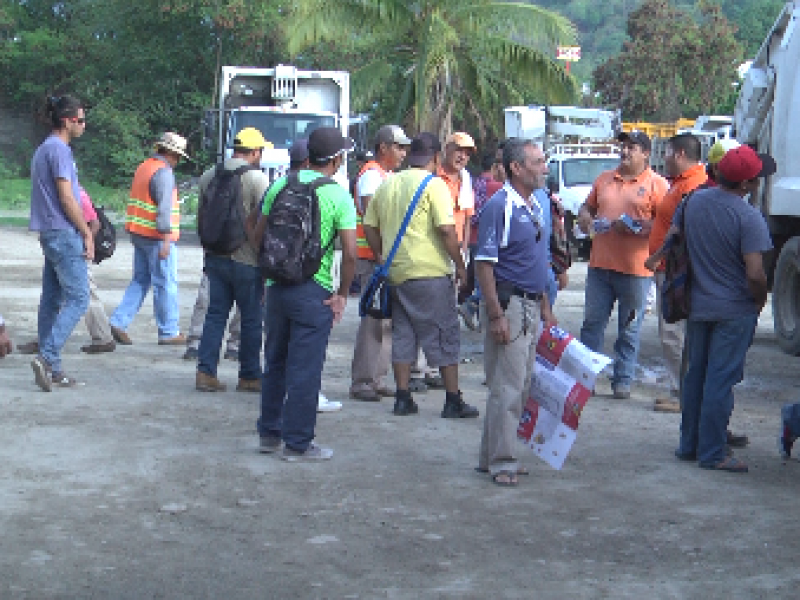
[[261, 169, 357, 292]]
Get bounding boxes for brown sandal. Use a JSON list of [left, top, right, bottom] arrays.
[[491, 471, 518, 486]]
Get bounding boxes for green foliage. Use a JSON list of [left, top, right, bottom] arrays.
[[286, 0, 578, 142], [532, 0, 783, 85], [0, 0, 785, 185], [591, 0, 743, 120]]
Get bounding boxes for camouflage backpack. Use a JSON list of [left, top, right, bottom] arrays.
[[259, 171, 336, 284]]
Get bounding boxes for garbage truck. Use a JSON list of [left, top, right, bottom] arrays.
[[203, 65, 350, 183], [734, 1, 800, 354]]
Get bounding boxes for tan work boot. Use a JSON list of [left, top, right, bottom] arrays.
[[196, 371, 226, 392], [654, 398, 681, 413], [236, 378, 261, 393], [110, 325, 132, 345], [159, 333, 186, 346]]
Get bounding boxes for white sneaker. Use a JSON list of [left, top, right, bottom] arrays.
[[317, 392, 342, 413], [281, 442, 334, 462]]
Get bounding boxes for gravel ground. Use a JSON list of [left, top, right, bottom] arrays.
[[1, 225, 799, 599]]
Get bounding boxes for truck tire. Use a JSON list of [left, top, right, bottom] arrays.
[[773, 236, 800, 355]]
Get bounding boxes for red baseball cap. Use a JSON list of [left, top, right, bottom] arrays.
[[717, 145, 776, 183]]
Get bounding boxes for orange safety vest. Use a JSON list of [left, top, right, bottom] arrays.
[[125, 157, 180, 241], [355, 161, 387, 261]]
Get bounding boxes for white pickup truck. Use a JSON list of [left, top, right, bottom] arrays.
[[504, 105, 621, 256]]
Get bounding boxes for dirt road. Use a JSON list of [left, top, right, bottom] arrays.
[[1, 225, 798, 599]]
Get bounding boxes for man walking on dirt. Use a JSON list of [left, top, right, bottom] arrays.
[[577, 131, 667, 399], [672, 146, 774, 473], [28, 95, 93, 391], [475, 139, 557, 486], [254, 127, 358, 461], [349, 124, 410, 402], [195, 127, 271, 393], [644, 133, 707, 413], [363, 132, 478, 420], [109, 132, 189, 346]]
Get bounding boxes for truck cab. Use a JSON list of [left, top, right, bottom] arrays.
[[545, 148, 620, 256], [205, 65, 350, 184], [504, 105, 622, 258]]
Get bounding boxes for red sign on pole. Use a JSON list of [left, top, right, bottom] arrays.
[[556, 46, 581, 62]]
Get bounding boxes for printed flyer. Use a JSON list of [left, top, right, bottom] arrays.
[[517, 325, 612, 469]]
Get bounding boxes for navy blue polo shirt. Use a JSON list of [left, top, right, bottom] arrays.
[[475, 184, 549, 294]]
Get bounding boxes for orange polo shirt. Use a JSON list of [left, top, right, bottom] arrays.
[[587, 167, 668, 277], [648, 163, 708, 269], [437, 167, 473, 244]]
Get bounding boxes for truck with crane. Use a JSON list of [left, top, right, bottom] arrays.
[[504, 105, 622, 255]]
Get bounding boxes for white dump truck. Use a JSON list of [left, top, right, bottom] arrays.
[[504, 105, 622, 255], [203, 65, 350, 183], [734, 1, 800, 354]]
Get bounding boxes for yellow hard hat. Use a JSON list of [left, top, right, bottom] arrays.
[[707, 138, 740, 165], [233, 127, 273, 150]]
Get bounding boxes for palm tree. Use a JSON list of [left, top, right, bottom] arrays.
[[286, 0, 577, 139]]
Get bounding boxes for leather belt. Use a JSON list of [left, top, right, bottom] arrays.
[[511, 288, 542, 302]]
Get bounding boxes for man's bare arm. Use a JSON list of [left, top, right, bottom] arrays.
[[743, 251, 768, 312], [437, 224, 467, 285], [55, 179, 93, 260], [363, 224, 382, 262]]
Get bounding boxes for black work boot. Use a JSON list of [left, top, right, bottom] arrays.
[[393, 389, 419, 416], [441, 391, 479, 419]]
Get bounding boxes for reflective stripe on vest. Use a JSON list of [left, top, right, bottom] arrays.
[[355, 161, 387, 261], [125, 157, 180, 241]]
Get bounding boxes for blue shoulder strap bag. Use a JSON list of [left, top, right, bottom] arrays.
[[359, 174, 434, 319]]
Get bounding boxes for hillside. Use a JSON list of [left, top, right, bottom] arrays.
[[532, 0, 785, 83]]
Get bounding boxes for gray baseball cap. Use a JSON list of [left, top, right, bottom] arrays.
[[374, 124, 411, 147]]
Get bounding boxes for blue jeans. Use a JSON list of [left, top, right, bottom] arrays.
[[782, 403, 800, 438], [678, 315, 757, 465], [197, 254, 262, 380], [580, 267, 650, 388], [257, 280, 334, 452], [37, 229, 90, 373], [110, 235, 179, 339]]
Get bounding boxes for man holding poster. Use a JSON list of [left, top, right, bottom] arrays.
[[475, 139, 557, 486]]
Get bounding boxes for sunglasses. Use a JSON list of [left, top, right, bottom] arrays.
[[70, 117, 86, 124]]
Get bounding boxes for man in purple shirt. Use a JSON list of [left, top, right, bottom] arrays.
[[28, 95, 93, 391]]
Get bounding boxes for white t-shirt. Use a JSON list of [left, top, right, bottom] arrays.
[[356, 168, 386, 213]]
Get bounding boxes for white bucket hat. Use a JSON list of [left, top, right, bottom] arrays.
[[153, 131, 191, 160]]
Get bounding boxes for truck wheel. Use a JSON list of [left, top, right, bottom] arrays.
[[773, 237, 800, 355]]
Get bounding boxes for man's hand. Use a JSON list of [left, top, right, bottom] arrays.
[[489, 314, 510, 345], [0, 325, 12, 358], [556, 272, 568, 290], [644, 254, 660, 272], [541, 305, 558, 329], [83, 232, 95, 262], [324, 293, 347, 325], [577, 208, 593, 234], [89, 219, 100, 236], [455, 264, 468, 291], [159, 240, 171, 260]]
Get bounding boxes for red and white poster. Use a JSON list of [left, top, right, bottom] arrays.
[[517, 325, 611, 470]]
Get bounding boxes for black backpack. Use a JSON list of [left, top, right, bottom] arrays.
[[198, 163, 258, 255], [259, 171, 336, 284], [92, 205, 117, 265]]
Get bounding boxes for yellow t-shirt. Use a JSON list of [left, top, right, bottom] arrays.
[[363, 169, 455, 285]]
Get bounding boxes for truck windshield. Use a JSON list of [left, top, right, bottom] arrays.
[[229, 112, 336, 149], [562, 157, 620, 186]]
